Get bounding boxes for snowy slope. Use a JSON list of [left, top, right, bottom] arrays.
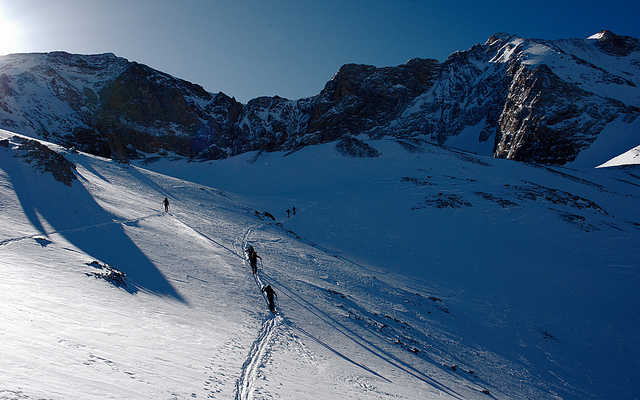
[[597, 144, 640, 168], [1, 129, 639, 399], [492, 33, 640, 107], [0, 53, 129, 137]]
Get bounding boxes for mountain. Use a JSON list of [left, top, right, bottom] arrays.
[[1, 30, 639, 167], [1, 128, 639, 399]]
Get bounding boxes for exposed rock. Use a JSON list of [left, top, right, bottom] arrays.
[[335, 137, 381, 158], [494, 64, 627, 164], [12, 136, 77, 186], [86, 261, 127, 287], [590, 30, 640, 57]]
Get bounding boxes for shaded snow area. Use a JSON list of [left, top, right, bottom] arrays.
[[1, 130, 639, 400], [568, 116, 640, 169]]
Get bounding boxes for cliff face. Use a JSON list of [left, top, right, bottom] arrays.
[[1, 30, 639, 165]]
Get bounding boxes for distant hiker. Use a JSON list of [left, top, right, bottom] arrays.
[[286, 209, 291, 218], [262, 285, 277, 313], [163, 197, 170, 212], [292, 207, 296, 215], [246, 246, 261, 274]]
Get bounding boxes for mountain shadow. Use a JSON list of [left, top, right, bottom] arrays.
[[0, 147, 186, 303]]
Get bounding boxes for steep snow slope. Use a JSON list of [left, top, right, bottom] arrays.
[[1, 130, 639, 399], [139, 138, 640, 400]]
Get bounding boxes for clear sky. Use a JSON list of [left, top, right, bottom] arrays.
[[1, 0, 639, 103]]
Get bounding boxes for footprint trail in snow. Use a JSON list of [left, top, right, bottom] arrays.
[[234, 225, 281, 400]]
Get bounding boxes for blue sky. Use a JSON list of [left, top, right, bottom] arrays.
[[1, 0, 639, 102]]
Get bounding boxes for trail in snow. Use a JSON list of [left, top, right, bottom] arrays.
[[236, 221, 464, 398], [157, 213, 279, 400], [170, 211, 243, 260], [234, 315, 279, 400], [261, 270, 464, 398], [234, 224, 281, 400], [0, 212, 164, 247]]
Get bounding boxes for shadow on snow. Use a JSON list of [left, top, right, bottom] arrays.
[[1, 153, 186, 303], [260, 271, 464, 399]]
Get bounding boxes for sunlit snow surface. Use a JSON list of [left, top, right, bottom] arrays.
[[597, 144, 640, 168], [1, 130, 639, 400]]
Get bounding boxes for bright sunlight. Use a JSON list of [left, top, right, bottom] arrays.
[[0, 11, 20, 55]]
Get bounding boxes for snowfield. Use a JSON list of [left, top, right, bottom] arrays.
[[1, 129, 639, 400]]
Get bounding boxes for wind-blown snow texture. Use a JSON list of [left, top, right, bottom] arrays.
[[0, 30, 639, 167], [1, 129, 638, 399]]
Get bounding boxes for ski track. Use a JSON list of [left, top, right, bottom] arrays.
[[233, 224, 281, 400], [0, 212, 164, 247], [174, 218, 279, 400], [170, 211, 243, 259], [158, 206, 280, 400], [234, 315, 279, 400]]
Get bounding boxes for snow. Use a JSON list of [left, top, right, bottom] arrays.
[[1, 129, 639, 399], [443, 118, 494, 156], [486, 35, 640, 108], [520, 43, 557, 66], [597, 144, 640, 168], [588, 32, 606, 40], [568, 115, 640, 168]]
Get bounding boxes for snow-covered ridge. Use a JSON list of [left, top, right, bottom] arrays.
[[0, 51, 129, 92]]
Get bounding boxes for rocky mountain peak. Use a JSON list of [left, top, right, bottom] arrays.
[[588, 30, 640, 56], [0, 32, 638, 166], [484, 32, 520, 47]]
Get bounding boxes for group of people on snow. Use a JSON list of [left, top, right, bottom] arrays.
[[246, 245, 277, 313], [162, 197, 278, 314]]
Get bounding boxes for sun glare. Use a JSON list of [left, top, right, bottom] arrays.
[[0, 13, 20, 55]]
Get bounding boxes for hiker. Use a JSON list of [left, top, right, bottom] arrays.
[[262, 285, 277, 313], [163, 197, 170, 212], [246, 246, 261, 274], [286, 209, 291, 218], [292, 207, 296, 215]]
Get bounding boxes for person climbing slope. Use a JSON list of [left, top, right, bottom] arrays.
[[163, 197, 170, 212], [245, 246, 262, 274], [262, 285, 277, 313]]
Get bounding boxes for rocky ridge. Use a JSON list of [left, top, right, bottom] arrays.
[[0, 30, 638, 165]]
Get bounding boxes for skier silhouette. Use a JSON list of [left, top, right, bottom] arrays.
[[163, 197, 170, 212], [262, 285, 277, 313], [292, 207, 296, 215], [286, 209, 291, 218], [246, 246, 261, 274]]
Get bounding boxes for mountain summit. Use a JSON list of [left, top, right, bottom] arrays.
[[0, 32, 639, 166]]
